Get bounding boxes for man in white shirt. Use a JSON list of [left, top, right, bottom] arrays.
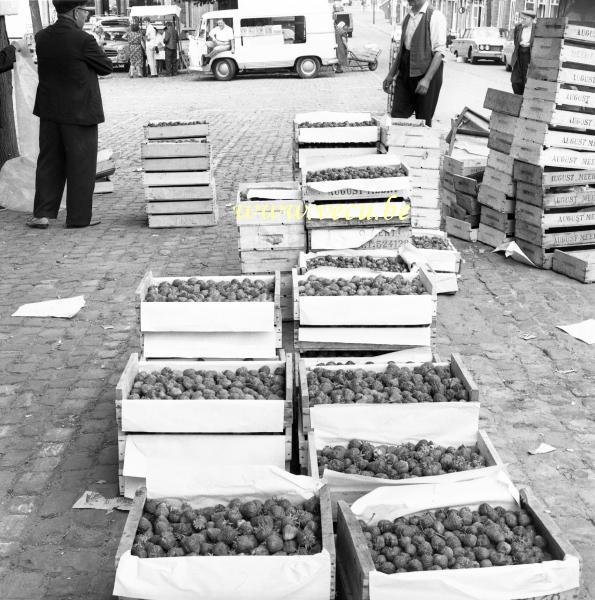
[[383, 0, 447, 127], [205, 19, 234, 62], [144, 18, 158, 77], [511, 9, 535, 95]]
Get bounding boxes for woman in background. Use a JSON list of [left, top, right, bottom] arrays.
[[126, 22, 144, 78]]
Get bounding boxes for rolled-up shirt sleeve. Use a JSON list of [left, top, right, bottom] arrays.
[[430, 10, 447, 56]]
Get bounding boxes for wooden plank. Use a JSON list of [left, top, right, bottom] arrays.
[[141, 141, 210, 158], [142, 156, 210, 172], [115, 486, 146, 568], [534, 18, 595, 45], [511, 141, 595, 170], [516, 201, 595, 230], [453, 174, 480, 196], [146, 200, 214, 215], [380, 127, 440, 149], [516, 181, 595, 210], [477, 223, 512, 248], [144, 185, 214, 201], [445, 216, 478, 242], [380, 146, 441, 169], [411, 208, 441, 230], [553, 248, 595, 283], [238, 224, 306, 251], [144, 122, 209, 139], [481, 206, 515, 235], [478, 184, 515, 213], [143, 171, 211, 187], [148, 210, 218, 229], [454, 193, 481, 215], [483, 88, 523, 116], [298, 124, 378, 145], [93, 180, 113, 194]]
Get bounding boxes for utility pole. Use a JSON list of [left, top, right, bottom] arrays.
[[95, 0, 103, 16], [0, 15, 19, 169], [29, 0, 43, 33]]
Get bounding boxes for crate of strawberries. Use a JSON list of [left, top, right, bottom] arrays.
[[336, 474, 580, 600], [114, 466, 336, 600]]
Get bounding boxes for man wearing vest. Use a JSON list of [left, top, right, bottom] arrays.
[[383, 0, 447, 127], [510, 9, 535, 95]]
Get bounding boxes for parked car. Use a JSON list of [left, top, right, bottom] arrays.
[[501, 29, 514, 71], [450, 27, 505, 64], [103, 26, 130, 70]]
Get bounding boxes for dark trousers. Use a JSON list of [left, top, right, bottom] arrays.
[[511, 47, 531, 95], [165, 48, 177, 75], [33, 120, 98, 226], [391, 50, 443, 127]]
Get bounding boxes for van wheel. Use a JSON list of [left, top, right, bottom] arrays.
[[296, 56, 320, 79], [212, 58, 237, 81], [468, 48, 477, 64], [368, 60, 378, 71]]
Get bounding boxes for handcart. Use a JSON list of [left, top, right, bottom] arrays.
[[346, 44, 381, 71]]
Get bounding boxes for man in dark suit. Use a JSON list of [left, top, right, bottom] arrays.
[[510, 9, 535, 96], [27, 0, 113, 229], [163, 21, 178, 76], [0, 43, 16, 74]]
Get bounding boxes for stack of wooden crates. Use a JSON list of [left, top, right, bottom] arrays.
[[377, 117, 442, 230], [115, 271, 291, 498], [236, 181, 305, 320], [141, 120, 218, 228], [510, 18, 595, 279], [477, 89, 524, 248]]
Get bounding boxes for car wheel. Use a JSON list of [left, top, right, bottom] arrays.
[[296, 56, 321, 79], [453, 50, 458, 58], [368, 60, 378, 71], [212, 58, 237, 81]]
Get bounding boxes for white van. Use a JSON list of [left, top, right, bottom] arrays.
[[188, 0, 338, 80]]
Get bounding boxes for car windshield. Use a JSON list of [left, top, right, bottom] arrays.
[[472, 27, 502, 39]]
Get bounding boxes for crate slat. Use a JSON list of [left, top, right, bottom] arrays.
[[141, 141, 210, 158], [553, 248, 595, 283]]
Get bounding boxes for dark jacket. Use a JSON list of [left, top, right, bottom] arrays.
[[34, 16, 113, 125], [163, 26, 178, 51], [0, 45, 16, 74], [511, 23, 532, 71], [396, 6, 434, 78]]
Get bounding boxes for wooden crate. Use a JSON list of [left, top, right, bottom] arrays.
[[307, 430, 503, 519], [515, 219, 595, 249], [512, 141, 595, 170], [523, 78, 595, 110], [530, 36, 595, 68], [379, 145, 441, 170], [483, 166, 515, 197], [147, 209, 219, 229], [534, 18, 595, 44], [487, 130, 514, 154], [336, 487, 581, 600], [239, 224, 306, 252], [478, 222, 512, 248], [483, 88, 523, 116], [115, 485, 336, 600], [445, 215, 478, 242], [297, 353, 479, 434], [410, 229, 461, 273], [451, 204, 480, 228], [135, 271, 282, 359], [489, 112, 519, 137], [442, 155, 486, 177], [528, 64, 595, 88], [454, 191, 481, 215], [514, 238, 555, 269], [307, 226, 413, 252], [297, 146, 377, 168], [236, 181, 303, 226], [143, 120, 209, 140], [410, 207, 440, 229], [480, 206, 515, 235], [142, 156, 210, 173], [298, 124, 379, 145], [487, 148, 514, 175], [93, 180, 114, 194], [516, 180, 595, 210], [453, 173, 481, 197], [516, 117, 595, 150], [379, 126, 440, 149], [519, 98, 595, 130], [516, 202, 595, 230], [553, 248, 595, 283], [513, 161, 595, 188]]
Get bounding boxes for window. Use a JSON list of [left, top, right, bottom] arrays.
[[240, 16, 306, 44], [524, 1, 535, 10]]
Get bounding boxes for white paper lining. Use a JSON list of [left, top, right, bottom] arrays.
[[12, 295, 85, 318], [114, 467, 331, 600], [349, 477, 579, 600]]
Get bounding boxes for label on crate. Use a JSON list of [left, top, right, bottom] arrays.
[[542, 148, 595, 169], [551, 110, 595, 131], [543, 169, 595, 187], [567, 24, 595, 44], [545, 229, 595, 248], [540, 189, 595, 210], [545, 130, 595, 151], [562, 43, 595, 66], [543, 210, 595, 229], [557, 88, 595, 109]]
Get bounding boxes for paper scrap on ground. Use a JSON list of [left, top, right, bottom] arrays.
[[520, 332, 537, 341], [72, 491, 133, 512], [12, 295, 85, 318], [557, 319, 595, 344], [529, 443, 556, 455], [493, 241, 536, 267]]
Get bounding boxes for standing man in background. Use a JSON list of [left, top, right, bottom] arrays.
[[510, 9, 536, 95], [382, 0, 447, 127], [27, 0, 112, 229], [0, 42, 16, 74], [163, 21, 178, 76], [144, 17, 158, 77]]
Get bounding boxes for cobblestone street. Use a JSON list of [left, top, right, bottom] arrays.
[[0, 10, 593, 600]]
